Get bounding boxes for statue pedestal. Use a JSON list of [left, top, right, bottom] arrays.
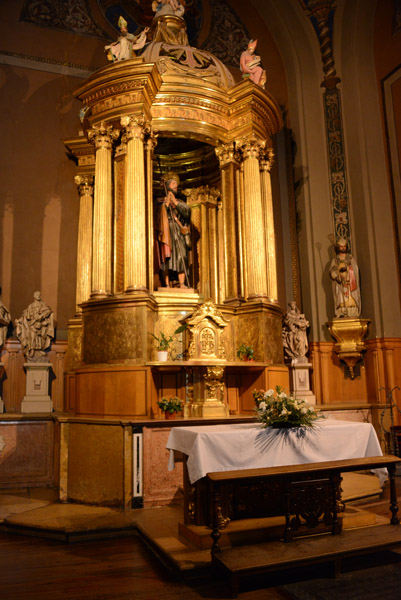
[[289, 360, 316, 405], [21, 363, 53, 413]]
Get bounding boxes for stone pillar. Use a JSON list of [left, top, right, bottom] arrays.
[[238, 135, 268, 299], [88, 122, 118, 298], [260, 150, 278, 303], [74, 175, 93, 310], [120, 115, 148, 293], [216, 143, 241, 304]]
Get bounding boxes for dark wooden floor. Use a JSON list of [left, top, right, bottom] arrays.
[[0, 532, 287, 600], [1, 474, 401, 600]]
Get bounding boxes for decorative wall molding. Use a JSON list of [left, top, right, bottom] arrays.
[[0, 50, 95, 78]]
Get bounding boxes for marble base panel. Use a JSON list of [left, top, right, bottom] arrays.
[[143, 426, 183, 507], [0, 419, 54, 487]]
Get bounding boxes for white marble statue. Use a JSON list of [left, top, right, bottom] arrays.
[[15, 291, 55, 362], [0, 292, 11, 348], [105, 16, 149, 62], [282, 301, 309, 362], [329, 238, 361, 318]]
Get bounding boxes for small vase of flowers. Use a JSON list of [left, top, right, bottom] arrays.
[[157, 396, 183, 419], [237, 344, 255, 361], [253, 386, 321, 428]]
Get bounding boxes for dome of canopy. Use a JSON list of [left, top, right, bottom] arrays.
[[141, 40, 235, 89]]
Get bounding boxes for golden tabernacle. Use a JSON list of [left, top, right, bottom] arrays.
[[63, 15, 288, 418]]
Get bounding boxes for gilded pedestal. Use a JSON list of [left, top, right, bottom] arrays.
[[327, 318, 370, 379]]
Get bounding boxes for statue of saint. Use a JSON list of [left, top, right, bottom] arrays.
[[0, 290, 11, 348], [240, 39, 266, 88], [154, 172, 191, 289], [105, 16, 149, 62], [15, 291, 55, 361], [329, 238, 361, 318], [150, 0, 188, 45], [282, 301, 309, 363]]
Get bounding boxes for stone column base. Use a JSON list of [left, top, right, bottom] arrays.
[[21, 362, 53, 414]]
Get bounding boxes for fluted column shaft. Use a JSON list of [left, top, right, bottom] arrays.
[[74, 176, 93, 310], [216, 143, 241, 303], [240, 137, 268, 299], [260, 151, 278, 302], [145, 134, 157, 293], [88, 123, 117, 297], [121, 115, 147, 292]]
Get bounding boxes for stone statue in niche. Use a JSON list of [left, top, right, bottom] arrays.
[[154, 172, 191, 289], [240, 39, 266, 88], [104, 16, 149, 62], [0, 289, 11, 348], [15, 291, 55, 362], [329, 238, 361, 318], [282, 301, 309, 363]]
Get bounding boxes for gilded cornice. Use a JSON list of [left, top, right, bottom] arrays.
[[74, 59, 162, 126]]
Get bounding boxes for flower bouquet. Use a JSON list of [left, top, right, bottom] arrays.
[[253, 386, 321, 428]]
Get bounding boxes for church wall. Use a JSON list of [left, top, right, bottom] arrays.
[[0, 0, 106, 335], [339, 0, 401, 340]]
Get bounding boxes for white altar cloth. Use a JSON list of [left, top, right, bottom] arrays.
[[166, 420, 386, 484]]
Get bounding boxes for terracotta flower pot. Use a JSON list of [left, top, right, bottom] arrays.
[[164, 411, 177, 420]]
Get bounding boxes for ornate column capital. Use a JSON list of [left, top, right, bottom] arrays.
[[144, 131, 157, 153], [74, 175, 94, 196], [260, 148, 275, 172], [236, 135, 266, 161], [88, 122, 119, 150], [120, 114, 150, 141], [215, 142, 239, 167]]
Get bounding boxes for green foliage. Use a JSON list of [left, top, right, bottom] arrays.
[[157, 396, 183, 414], [237, 344, 254, 360], [253, 386, 322, 428], [151, 323, 187, 351]]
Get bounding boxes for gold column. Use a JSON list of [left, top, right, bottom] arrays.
[[145, 134, 157, 293], [260, 150, 278, 302], [216, 143, 241, 304], [74, 175, 93, 311], [88, 123, 118, 298], [120, 115, 148, 293], [238, 135, 268, 299]]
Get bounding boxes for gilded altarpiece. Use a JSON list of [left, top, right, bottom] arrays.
[[64, 46, 287, 418]]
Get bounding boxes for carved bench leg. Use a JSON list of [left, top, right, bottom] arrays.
[[211, 482, 222, 554], [388, 463, 400, 525]]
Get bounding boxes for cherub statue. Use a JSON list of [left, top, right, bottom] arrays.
[[240, 39, 266, 88], [105, 16, 149, 62], [329, 238, 361, 318], [282, 301, 309, 363], [152, 0, 185, 19], [15, 291, 55, 362], [151, 0, 188, 45]]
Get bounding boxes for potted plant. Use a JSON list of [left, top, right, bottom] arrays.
[[237, 344, 255, 361], [151, 324, 187, 362], [157, 396, 183, 419]]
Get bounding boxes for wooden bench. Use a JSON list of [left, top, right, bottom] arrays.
[[207, 455, 401, 597]]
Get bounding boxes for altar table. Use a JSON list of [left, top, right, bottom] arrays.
[[167, 420, 386, 485]]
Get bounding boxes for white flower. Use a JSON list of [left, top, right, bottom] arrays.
[[265, 389, 275, 397], [279, 392, 287, 399], [259, 401, 267, 411], [301, 407, 308, 414], [280, 408, 288, 416]]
